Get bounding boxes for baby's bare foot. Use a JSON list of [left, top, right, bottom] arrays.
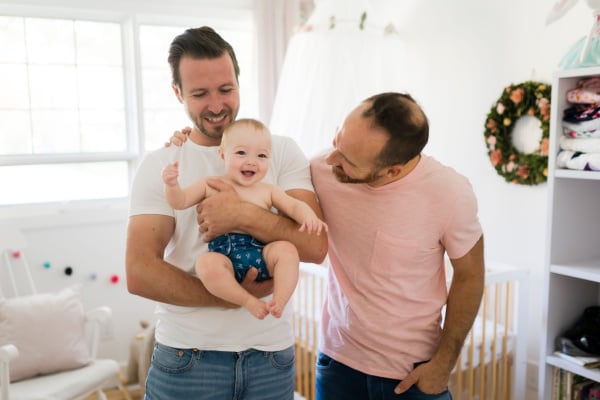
[[244, 297, 268, 319]]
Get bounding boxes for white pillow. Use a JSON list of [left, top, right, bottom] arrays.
[[0, 286, 91, 382]]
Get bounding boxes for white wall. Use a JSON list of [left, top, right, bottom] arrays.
[[373, 0, 591, 395], [1, 203, 155, 364]]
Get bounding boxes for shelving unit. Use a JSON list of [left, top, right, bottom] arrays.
[[539, 66, 600, 399]]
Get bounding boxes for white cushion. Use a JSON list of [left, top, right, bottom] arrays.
[[7, 359, 120, 400], [0, 286, 91, 382]]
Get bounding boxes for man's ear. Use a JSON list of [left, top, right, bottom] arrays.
[[172, 83, 184, 104], [218, 147, 225, 160], [385, 164, 403, 178]]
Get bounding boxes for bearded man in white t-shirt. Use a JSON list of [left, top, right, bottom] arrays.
[[125, 27, 327, 400]]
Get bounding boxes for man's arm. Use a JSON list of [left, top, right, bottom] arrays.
[[125, 213, 271, 305], [394, 235, 485, 395], [199, 179, 328, 264]]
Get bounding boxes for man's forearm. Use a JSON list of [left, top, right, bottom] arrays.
[[126, 214, 232, 307], [236, 200, 327, 264], [433, 237, 485, 370]]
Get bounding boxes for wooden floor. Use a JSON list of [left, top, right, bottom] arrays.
[[85, 387, 142, 400]]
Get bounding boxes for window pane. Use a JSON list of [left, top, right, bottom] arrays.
[[77, 66, 125, 109], [0, 162, 129, 205], [0, 16, 26, 63], [0, 64, 29, 108], [80, 109, 127, 152], [25, 18, 75, 64], [141, 68, 178, 109], [139, 26, 184, 68], [0, 16, 127, 159], [0, 110, 31, 155], [144, 110, 188, 150], [75, 21, 122, 65], [31, 109, 79, 153], [28, 65, 78, 109]]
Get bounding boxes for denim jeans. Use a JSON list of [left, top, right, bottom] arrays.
[[145, 343, 295, 400], [316, 353, 452, 400]]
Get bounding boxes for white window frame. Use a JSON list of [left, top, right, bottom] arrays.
[[0, 0, 255, 218]]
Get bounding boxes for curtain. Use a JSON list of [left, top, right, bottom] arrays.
[[254, 0, 303, 123], [269, 0, 409, 157]]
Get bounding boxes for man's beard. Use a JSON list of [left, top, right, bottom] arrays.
[[194, 111, 232, 140], [198, 123, 225, 140], [331, 166, 382, 184]]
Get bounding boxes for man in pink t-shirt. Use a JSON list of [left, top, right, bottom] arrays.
[[310, 92, 484, 400]]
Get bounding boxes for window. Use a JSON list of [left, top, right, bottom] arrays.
[[0, 3, 256, 206]]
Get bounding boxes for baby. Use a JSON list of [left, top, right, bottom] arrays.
[[162, 118, 327, 319]]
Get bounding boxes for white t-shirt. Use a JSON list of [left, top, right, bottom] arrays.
[[129, 135, 314, 351]]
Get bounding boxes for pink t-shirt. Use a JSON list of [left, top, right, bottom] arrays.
[[310, 152, 482, 380]]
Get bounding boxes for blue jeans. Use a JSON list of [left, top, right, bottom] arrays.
[[145, 343, 295, 400], [316, 353, 452, 400]]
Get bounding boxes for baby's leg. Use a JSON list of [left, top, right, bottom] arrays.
[[262, 241, 300, 318], [196, 252, 268, 319]]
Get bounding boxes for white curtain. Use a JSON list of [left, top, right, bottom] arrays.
[[269, 0, 411, 157], [254, 0, 302, 123]]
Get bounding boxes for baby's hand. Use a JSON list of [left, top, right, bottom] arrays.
[[299, 218, 328, 235], [162, 161, 179, 186], [164, 127, 191, 147]]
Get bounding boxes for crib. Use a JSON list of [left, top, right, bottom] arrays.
[[292, 260, 528, 400]]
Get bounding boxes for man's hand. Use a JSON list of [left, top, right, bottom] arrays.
[[240, 267, 274, 299], [394, 359, 450, 395], [197, 179, 243, 241]]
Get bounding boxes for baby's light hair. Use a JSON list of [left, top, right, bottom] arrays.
[[220, 118, 271, 149]]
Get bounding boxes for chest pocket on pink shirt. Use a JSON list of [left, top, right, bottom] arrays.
[[368, 230, 418, 278]]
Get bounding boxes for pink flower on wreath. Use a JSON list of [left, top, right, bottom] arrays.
[[490, 149, 502, 166], [538, 98, 550, 121], [506, 161, 515, 172], [486, 135, 497, 149], [517, 164, 530, 179], [510, 87, 524, 105], [486, 119, 498, 133], [540, 137, 549, 156], [497, 103, 505, 115]]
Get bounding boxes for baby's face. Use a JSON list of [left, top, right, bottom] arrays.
[[221, 126, 271, 187]]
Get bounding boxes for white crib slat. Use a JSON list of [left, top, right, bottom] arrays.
[[467, 326, 475, 400], [479, 285, 489, 400], [500, 282, 512, 400]]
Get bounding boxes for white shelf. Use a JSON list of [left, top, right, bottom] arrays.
[[554, 66, 600, 78], [540, 68, 600, 399], [550, 261, 600, 283], [546, 355, 600, 383], [555, 169, 600, 180]]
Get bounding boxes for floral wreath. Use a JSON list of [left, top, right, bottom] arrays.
[[484, 81, 551, 185]]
